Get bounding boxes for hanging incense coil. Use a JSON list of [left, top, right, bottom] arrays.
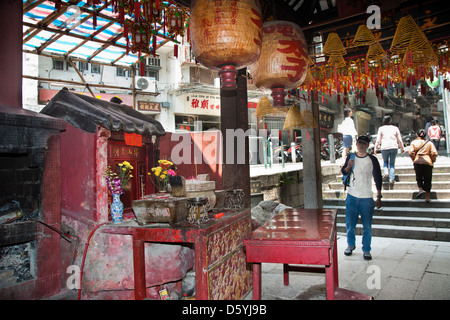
[[327, 54, 346, 67], [401, 29, 438, 67], [353, 25, 376, 46], [323, 33, 347, 56], [249, 21, 308, 107], [283, 105, 305, 130], [390, 15, 421, 55], [301, 110, 318, 129], [255, 96, 273, 117], [189, 0, 263, 90], [366, 41, 385, 61]]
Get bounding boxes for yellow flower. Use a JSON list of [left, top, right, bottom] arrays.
[[152, 166, 162, 177], [160, 174, 166, 179]]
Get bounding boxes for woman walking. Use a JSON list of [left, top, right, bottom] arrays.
[[428, 120, 441, 151], [374, 115, 405, 187], [409, 129, 438, 203], [339, 108, 357, 163]]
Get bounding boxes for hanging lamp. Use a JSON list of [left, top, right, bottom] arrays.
[[249, 21, 308, 107], [189, 0, 263, 90]]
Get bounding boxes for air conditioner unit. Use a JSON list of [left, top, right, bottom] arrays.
[[136, 76, 157, 93]]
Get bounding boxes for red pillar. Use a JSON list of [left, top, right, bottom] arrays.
[[0, 0, 23, 109]]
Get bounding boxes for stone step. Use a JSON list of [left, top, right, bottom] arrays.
[[336, 223, 450, 242], [335, 213, 450, 228], [323, 198, 450, 209], [322, 163, 450, 242], [325, 204, 450, 219], [395, 173, 450, 182], [322, 189, 450, 200], [333, 172, 450, 183], [327, 181, 450, 191], [394, 165, 450, 174]]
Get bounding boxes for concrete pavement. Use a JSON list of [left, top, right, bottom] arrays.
[[244, 233, 450, 300]]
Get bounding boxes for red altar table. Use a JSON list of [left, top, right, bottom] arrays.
[[102, 208, 252, 300], [243, 208, 372, 300]]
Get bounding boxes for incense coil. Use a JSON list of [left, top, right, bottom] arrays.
[[323, 33, 347, 56], [189, 0, 263, 89], [283, 105, 305, 130], [366, 41, 385, 61], [301, 110, 318, 129], [249, 21, 308, 107], [353, 25, 376, 46], [390, 15, 421, 55], [327, 54, 346, 67], [255, 96, 273, 117], [401, 29, 438, 66]]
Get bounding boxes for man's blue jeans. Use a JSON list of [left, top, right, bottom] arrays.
[[381, 148, 398, 182], [345, 194, 375, 252]]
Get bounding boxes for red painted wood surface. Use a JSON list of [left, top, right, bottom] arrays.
[[102, 208, 252, 300], [244, 208, 372, 300]]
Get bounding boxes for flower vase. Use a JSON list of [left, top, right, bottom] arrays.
[[159, 179, 168, 193], [110, 193, 124, 223]]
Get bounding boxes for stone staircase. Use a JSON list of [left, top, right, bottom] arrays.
[[322, 164, 450, 241]]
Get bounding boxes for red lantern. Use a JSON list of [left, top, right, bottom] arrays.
[[249, 21, 308, 107], [189, 0, 263, 90]]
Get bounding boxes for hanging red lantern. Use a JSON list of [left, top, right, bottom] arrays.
[[249, 21, 308, 107], [189, 0, 263, 90]]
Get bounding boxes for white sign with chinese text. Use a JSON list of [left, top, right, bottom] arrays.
[[176, 93, 221, 116]]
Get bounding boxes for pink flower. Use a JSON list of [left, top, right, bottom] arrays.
[[167, 169, 176, 176]]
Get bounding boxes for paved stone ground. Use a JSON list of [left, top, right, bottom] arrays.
[[244, 233, 450, 300]]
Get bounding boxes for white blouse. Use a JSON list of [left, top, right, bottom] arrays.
[[375, 125, 403, 150]]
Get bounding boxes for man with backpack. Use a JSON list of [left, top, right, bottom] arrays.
[[341, 135, 382, 260]]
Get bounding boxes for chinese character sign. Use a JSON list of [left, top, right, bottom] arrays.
[[138, 101, 161, 112], [184, 94, 221, 115]]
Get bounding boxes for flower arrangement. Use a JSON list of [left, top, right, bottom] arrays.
[[149, 159, 176, 192], [105, 161, 134, 194]]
